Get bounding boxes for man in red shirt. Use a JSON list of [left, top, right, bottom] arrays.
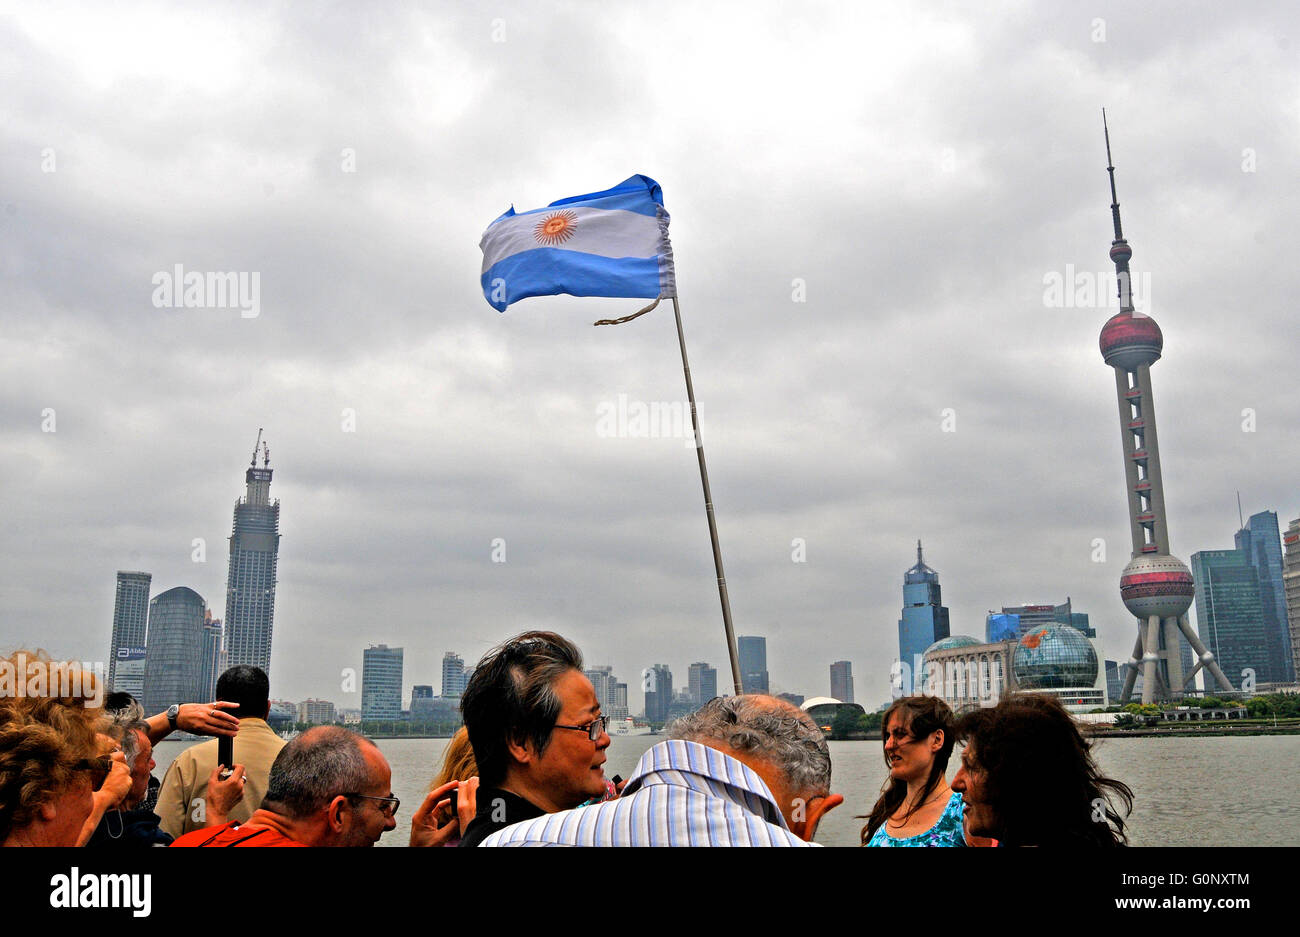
[[172, 726, 403, 847]]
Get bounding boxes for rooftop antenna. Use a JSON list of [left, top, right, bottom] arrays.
[[1237, 491, 1244, 530], [917, 539, 923, 565], [250, 427, 263, 468]]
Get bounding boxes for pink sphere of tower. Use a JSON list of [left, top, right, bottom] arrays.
[[1119, 554, 1194, 620], [1099, 310, 1163, 370]]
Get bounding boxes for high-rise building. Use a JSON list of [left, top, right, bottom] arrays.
[[643, 664, 673, 723], [585, 665, 615, 713], [411, 685, 434, 704], [608, 680, 629, 721], [441, 652, 467, 698], [142, 587, 208, 716], [1283, 516, 1300, 680], [687, 662, 717, 707], [201, 612, 223, 701], [224, 432, 281, 678], [113, 647, 147, 702], [108, 571, 151, 692], [1191, 550, 1272, 688], [996, 599, 1095, 638], [737, 636, 769, 694], [1097, 119, 1233, 702], [895, 542, 950, 694], [298, 699, 337, 725], [830, 661, 854, 704], [1236, 510, 1295, 684], [362, 644, 403, 720]]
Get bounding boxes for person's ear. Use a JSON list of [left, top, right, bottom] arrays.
[[931, 729, 944, 753], [789, 793, 844, 842], [326, 795, 350, 832], [505, 733, 534, 766]]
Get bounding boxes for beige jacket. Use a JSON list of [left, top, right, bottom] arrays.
[[156, 718, 287, 839]]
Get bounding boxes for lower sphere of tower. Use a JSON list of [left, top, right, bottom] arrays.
[[1119, 554, 1194, 619]]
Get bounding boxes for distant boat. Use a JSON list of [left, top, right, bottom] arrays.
[[609, 717, 653, 737]]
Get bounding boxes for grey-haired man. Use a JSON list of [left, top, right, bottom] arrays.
[[480, 695, 843, 846]]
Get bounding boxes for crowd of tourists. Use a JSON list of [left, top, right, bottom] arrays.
[[0, 635, 1133, 847]]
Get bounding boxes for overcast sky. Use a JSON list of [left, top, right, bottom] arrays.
[[3, 2, 1298, 712]]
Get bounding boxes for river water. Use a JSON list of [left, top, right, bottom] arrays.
[[153, 733, 1300, 847]]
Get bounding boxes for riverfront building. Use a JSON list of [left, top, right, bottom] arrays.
[[108, 571, 151, 692], [142, 586, 209, 716], [441, 652, 467, 698], [224, 434, 281, 678], [1235, 510, 1295, 684], [895, 542, 950, 695], [643, 664, 673, 723], [1191, 550, 1271, 688], [1284, 517, 1300, 679], [298, 698, 336, 724], [362, 644, 404, 720], [829, 660, 854, 704], [738, 636, 769, 694], [688, 662, 718, 708]]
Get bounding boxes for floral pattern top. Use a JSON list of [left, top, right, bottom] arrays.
[[866, 791, 966, 847]]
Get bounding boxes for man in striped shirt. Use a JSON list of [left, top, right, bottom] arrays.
[[480, 695, 843, 846]]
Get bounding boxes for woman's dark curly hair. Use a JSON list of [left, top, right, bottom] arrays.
[[861, 695, 956, 844], [955, 693, 1133, 846]]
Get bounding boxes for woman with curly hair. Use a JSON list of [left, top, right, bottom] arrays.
[[952, 692, 1134, 846], [0, 651, 130, 846], [862, 695, 966, 846]]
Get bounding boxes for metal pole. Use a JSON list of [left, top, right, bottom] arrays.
[[671, 296, 743, 695]]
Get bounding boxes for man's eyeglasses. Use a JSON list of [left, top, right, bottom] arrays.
[[74, 756, 114, 790], [553, 714, 608, 742], [345, 793, 400, 817]]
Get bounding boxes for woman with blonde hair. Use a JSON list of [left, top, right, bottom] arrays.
[[410, 726, 478, 847], [0, 651, 131, 846]]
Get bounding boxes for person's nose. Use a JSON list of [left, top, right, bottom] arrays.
[[951, 766, 967, 792]]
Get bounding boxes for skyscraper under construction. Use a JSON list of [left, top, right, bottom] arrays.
[[223, 430, 281, 677]]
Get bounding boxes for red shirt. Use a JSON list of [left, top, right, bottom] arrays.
[[170, 821, 306, 847]]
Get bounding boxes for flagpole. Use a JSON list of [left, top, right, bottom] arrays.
[[670, 296, 744, 696]]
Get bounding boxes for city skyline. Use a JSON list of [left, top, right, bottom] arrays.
[[4, 7, 1299, 710]]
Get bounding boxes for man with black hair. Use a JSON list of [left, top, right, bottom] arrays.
[[156, 665, 285, 838], [457, 631, 611, 847]]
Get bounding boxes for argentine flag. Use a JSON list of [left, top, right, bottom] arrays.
[[479, 174, 676, 312]]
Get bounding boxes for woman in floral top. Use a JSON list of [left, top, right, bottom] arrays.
[[862, 696, 966, 847]]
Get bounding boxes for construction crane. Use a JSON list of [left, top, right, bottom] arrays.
[[251, 427, 263, 467]]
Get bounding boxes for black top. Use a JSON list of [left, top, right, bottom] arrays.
[[85, 807, 174, 848], [458, 787, 547, 848]]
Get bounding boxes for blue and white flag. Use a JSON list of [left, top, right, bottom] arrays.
[[479, 174, 676, 312]]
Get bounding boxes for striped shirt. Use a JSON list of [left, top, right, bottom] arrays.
[[479, 739, 817, 847]]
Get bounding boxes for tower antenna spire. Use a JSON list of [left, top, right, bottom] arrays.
[[917, 539, 923, 565], [1102, 109, 1134, 312], [1237, 491, 1244, 529]]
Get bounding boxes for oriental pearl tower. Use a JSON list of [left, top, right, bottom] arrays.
[[1099, 113, 1235, 703]]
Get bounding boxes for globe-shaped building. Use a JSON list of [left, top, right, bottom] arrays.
[[1012, 623, 1099, 690]]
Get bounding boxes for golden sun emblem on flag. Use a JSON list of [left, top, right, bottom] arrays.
[[534, 210, 578, 245]]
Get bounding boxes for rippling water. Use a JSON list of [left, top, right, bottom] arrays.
[[154, 733, 1300, 847]]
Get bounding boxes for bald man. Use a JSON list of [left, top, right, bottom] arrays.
[[480, 694, 843, 847]]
